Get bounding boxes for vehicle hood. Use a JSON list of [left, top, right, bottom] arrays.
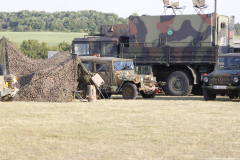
[[210, 70, 240, 76]]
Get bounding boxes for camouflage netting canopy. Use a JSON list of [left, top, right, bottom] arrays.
[[0, 36, 92, 102]]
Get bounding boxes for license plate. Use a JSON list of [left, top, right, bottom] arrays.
[[213, 86, 227, 89]]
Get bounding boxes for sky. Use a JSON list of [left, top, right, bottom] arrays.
[[1, 0, 240, 23]]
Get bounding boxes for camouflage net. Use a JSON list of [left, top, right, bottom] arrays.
[[5, 41, 92, 102]]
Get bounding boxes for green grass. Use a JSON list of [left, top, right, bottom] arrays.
[[0, 32, 87, 46], [235, 35, 240, 41], [0, 95, 240, 159]]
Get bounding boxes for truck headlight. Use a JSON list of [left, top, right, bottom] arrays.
[[13, 76, 18, 83], [203, 77, 208, 83], [233, 77, 239, 83]]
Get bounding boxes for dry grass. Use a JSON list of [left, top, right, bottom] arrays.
[[0, 95, 240, 160]]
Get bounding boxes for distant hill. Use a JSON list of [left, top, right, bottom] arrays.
[[0, 10, 129, 32]]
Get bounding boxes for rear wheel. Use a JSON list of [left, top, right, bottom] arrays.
[[166, 71, 192, 96], [140, 90, 156, 99], [122, 82, 138, 99], [203, 90, 216, 101]]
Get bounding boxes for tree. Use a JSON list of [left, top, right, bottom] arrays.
[[15, 25, 24, 32], [0, 10, 132, 32], [58, 41, 69, 51], [20, 39, 48, 59]]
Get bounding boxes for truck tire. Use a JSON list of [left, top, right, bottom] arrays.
[[122, 82, 138, 99], [229, 92, 238, 99], [166, 71, 192, 96], [203, 90, 216, 101], [100, 92, 112, 99], [140, 90, 156, 98], [192, 84, 203, 95], [1, 94, 18, 102]]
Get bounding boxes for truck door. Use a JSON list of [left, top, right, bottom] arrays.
[[95, 63, 111, 87], [101, 42, 118, 57], [218, 16, 229, 54]]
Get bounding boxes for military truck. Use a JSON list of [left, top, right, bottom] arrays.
[[0, 64, 18, 102], [79, 56, 156, 99], [72, 13, 235, 96], [202, 53, 240, 101]]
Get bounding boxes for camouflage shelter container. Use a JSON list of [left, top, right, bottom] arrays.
[[128, 14, 234, 49]]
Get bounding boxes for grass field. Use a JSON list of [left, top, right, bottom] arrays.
[[235, 35, 240, 41], [0, 95, 239, 159], [0, 32, 87, 46]]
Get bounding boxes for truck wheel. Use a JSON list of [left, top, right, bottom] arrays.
[[192, 84, 203, 95], [140, 90, 156, 98], [203, 90, 216, 101], [1, 94, 18, 102], [166, 71, 192, 96], [100, 92, 112, 99], [229, 93, 238, 99], [122, 82, 138, 99]]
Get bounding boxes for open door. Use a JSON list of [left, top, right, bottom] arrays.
[[218, 16, 229, 54], [95, 63, 111, 87]]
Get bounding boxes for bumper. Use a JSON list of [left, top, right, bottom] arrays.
[[202, 85, 240, 90], [139, 84, 156, 94], [0, 88, 12, 97]]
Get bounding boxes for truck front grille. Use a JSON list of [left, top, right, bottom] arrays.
[[209, 75, 231, 85], [143, 77, 153, 86]]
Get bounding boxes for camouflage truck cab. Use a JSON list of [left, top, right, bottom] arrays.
[[72, 13, 235, 96], [79, 56, 156, 99], [0, 64, 18, 102], [202, 53, 240, 101]]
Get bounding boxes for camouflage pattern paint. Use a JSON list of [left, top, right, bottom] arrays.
[[122, 14, 234, 65]]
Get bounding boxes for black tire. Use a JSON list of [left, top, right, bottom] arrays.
[[122, 82, 138, 99], [162, 87, 170, 95], [166, 71, 192, 96], [100, 92, 112, 99], [1, 94, 18, 102], [140, 90, 156, 98], [229, 92, 238, 99], [203, 90, 216, 101], [192, 84, 203, 95]]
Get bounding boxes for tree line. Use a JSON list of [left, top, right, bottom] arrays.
[[11, 40, 69, 59], [0, 10, 130, 32]]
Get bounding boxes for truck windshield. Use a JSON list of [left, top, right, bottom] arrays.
[[74, 43, 89, 55], [82, 62, 92, 71], [216, 57, 240, 70], [113, 61, 134, 71]]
